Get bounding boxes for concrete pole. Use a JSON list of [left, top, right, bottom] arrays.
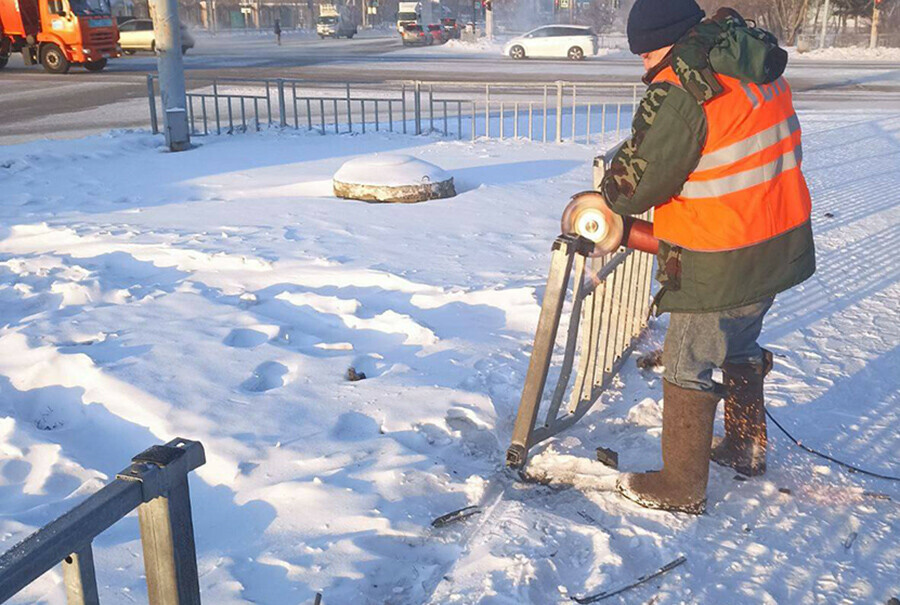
[[818, 0, 830, 48], [869, 1, 880, 49], [149, 0, 191, 151]]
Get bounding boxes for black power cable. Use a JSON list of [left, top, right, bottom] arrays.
[[766, 409, 900, 482]]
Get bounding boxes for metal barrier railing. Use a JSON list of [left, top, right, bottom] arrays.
[[504, 156, 656, 468], [0, 438, 206, 604], [147, 76, 641, 143], [506, 224, 654, 468]]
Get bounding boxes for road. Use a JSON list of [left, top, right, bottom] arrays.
[[2, 31, 899, 144]]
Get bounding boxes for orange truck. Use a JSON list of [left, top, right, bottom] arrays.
[[0, 0, 120, 73]]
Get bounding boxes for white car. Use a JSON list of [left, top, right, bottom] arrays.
[[118, 18, 195, 54], [503, 25, 598, 60]]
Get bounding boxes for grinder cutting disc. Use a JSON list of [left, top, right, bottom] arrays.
[[560, 191, 624, 257]]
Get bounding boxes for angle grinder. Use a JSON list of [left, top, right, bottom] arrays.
[[560, 191, 659, 257]]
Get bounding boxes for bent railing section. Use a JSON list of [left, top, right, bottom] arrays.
[[0, 438, 206, 605], [507, 228, 655, 469]]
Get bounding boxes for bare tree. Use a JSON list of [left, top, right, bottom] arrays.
[[579, 0, 617, 32], [773, 0, 812, 43]]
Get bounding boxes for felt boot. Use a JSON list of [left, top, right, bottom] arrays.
[[617, 380, 719, 514], [710, 349, 772, 476]]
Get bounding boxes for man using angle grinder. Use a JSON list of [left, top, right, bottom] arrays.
[[564, 0, 816, 513]]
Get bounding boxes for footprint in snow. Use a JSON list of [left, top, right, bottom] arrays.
[[240, 361, 289, 393], [445, 408, 498, 456], [223, 328, 269, 349]]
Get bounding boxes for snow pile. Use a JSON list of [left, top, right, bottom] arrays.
[[1, 110, 899, 604], [791, 45, 900, 61], [439, 38, 506, 54], [333, 154, 450, 187]]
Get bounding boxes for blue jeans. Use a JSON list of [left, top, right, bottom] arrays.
[[663, 297, 774, 392]]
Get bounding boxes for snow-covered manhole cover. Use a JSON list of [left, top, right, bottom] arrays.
[[333, 154, 456, 203]]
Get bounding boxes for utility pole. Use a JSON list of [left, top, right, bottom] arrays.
[[149, 0, 191, 151], [818, 0, 830, 48], [484, 0, 492, 40], [869, 0, 881, 49]]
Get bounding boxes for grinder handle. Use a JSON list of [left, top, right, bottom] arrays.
[[622, 217, 659, 255]]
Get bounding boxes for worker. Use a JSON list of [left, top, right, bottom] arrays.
[[602, 0, 816, 513]]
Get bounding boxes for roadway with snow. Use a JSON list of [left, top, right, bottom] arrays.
[[2, 31, 900, 143]]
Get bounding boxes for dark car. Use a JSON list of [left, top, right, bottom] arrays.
[[400, 23, 432, 46]]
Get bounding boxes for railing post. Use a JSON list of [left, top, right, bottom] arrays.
[[138, 480, 201, 605], [401, 83, 407, 134], [63, 545, 100, 605], [147, 74, 159, 135], [277, 78, 287, 127], [555, 81, 563, 144], [117, 439, 206, 605], [346, 83, 353, 133], [213, 81, 221, 135], [485, 83, 490, 138], [414, 81, 422, 135]]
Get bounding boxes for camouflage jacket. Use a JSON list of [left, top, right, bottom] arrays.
[[599, 18, 815, 314]]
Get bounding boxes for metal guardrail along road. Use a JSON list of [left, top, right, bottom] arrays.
[[147, 76, 641, 144]]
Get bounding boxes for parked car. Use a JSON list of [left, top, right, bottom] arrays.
[[400, 23, 432, 46], [118, 18, 195, 55], [426, 23, 448, 44], [502, 25, 597, 60]]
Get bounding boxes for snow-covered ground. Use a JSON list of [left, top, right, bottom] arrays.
[[1, 109, 899, 604], [791, 44, 900, 62]]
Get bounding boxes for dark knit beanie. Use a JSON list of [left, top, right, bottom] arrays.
[[627, 0, 705, 54]]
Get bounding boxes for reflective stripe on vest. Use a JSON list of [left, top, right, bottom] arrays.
[[651, 67, 812, 252]]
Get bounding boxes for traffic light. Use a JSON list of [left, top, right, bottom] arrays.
[[483, 0, 492, 10]]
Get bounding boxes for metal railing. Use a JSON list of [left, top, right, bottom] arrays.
[[506, 163, 654, 468], [0, 438, 206, 605], [147, 76, 641, 144]]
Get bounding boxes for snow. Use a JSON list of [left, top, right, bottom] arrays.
[[791, 45, 900, 62], [1, 110, 899, 604], [333, 153, 451, 187]]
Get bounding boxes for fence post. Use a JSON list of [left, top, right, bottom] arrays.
[[414, 81, 422, 135], [138, 480, 201, 605], [213, 80, 221, 135], [117, 439, 206, 605], [555, 81, 563, 144], [62, 545, 100, 605], [147, 75, 159, 135], [401, 83, 407, 134], [485, 84, 490, 138], [346, 83, 353, 133], [277, 79, 287, 127]]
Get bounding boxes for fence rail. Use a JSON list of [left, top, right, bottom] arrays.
[[0, 438, 206, 605], [147, 75, 641, 144]]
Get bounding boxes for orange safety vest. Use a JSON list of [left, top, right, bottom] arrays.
[[651, 66, 812, 252]]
